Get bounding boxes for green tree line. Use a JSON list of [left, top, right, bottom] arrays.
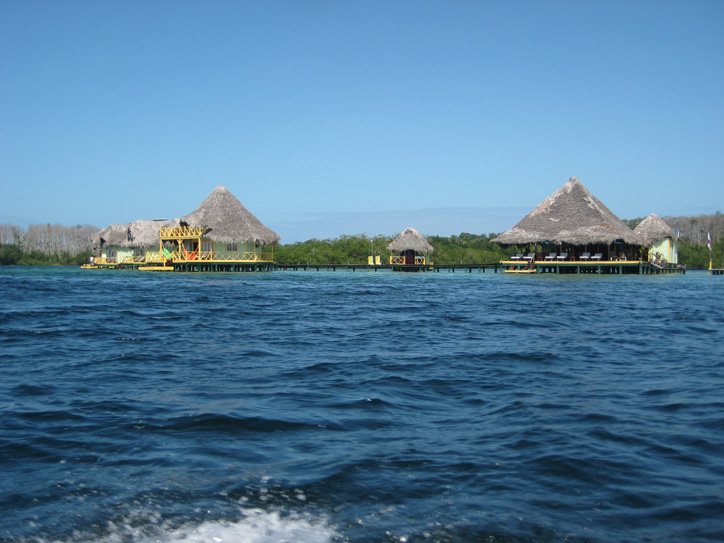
[[677, 241, 724, 270], [273, 233, 510, 266], [0, 244, 93, 266]]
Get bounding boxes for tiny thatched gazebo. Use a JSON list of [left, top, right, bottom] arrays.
[[634, 213, 678, 264], [387, 227, 434, 268], [492, 176, 646, 261]]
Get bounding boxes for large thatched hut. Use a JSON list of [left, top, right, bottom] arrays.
[[492, 176, 645, 261], [90, 186, 279, 271], [180, 185, 280, 247], [158, 185, 280, 270], [387, 227, 434, 267], [634, 213, 678, 265]]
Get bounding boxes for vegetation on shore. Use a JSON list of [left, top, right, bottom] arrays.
[[274, 233, 509, 266], [0, 245, 92, 266], [1, 213, 722, 269]]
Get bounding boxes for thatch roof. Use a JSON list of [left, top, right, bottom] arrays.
[[94, 224, 128, 249], [634, 213, 676, 245], [93, 220, 172, 251], [180, 185, 280, 245], [387, 227, 434, 254], [129, 220, 173, 246], [492, 177, 646, 246]]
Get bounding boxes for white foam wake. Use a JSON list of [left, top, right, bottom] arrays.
[[156, 508, 338, 543], [40, 507, 339, 543]]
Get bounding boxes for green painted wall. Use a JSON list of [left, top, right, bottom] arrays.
[[212, 241, 261, 255], [650, 238, 678, 264]]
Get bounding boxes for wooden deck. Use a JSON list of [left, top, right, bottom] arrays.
[[501, 259, 684, 275]]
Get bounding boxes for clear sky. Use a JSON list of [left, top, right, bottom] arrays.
[[2, 0, 722, 243]]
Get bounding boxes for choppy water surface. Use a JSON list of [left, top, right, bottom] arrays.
[[1, 267, 723, 543]]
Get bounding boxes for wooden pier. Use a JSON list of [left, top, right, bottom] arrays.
[[274, 263, 500, 273], [501, 259, 685, 275], [85, 260, 689, 275]]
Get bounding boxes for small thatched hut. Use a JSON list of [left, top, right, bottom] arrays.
[[492, 176, 645, 261], [93, 220, 171, 265], [387, 227, 434, 266], [634, 213, 678, 264]]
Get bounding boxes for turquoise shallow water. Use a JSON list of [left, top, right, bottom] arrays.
[[1, 267, 723, 543]]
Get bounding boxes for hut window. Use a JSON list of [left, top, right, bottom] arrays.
[[133, 248, 143, 256], [201, 241, 212, 252], [108, 249, 116, 258], [226, 242, 238, 252]]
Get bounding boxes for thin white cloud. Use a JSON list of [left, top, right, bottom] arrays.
[[269, 207, 529, 243]]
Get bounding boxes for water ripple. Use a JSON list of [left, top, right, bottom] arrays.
[[1, 267, 723, 543]]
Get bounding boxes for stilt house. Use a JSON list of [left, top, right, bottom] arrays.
[[387, 227, 434, 268], [156, 185, 280, 271], [492, 176, 646, 261], [90, 186, 280, 272], [634, 213, 678, 265], [94, 220, 171, 266]]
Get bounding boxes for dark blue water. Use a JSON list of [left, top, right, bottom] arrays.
[[1, 267, 723, 543]]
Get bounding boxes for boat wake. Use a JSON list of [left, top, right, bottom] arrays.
[[34, 507, 339, 543]]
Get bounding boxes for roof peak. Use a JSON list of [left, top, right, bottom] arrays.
[[181, 185, 280, 244], [492, 176, 646, 245]]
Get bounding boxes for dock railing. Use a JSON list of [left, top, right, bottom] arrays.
[[390, 256, 427, 265], [158, 250, 274, 263], [159, 226, 206, 238]]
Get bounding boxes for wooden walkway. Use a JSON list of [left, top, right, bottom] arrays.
[[501, 259, 685, 275], [274, 264, 501, 273]]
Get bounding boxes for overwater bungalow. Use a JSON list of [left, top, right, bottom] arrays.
[[89, 186, 280, 272], [493, 177, 680, 274], [387, 227, 434, 271], [93, 220, 171, 267], [634, 213, 679, 267], [154, 185, 280, 272]]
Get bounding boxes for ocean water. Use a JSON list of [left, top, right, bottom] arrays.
[[1, 266, 723, 543]]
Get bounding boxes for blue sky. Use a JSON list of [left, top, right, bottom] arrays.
[[1, 0, 722, 243]]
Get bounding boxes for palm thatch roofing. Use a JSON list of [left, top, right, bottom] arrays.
[[492, 177, 646, 246], [180, 185, 280, 245], [387, 227, 434, 254], [633, 213, 676, 245], [93, 220, 172, 251], [93, 224, 128, 249]]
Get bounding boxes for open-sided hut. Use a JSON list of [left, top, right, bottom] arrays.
[[387, 227, 434, 269], [492, 176, 645, 262], [634, 213, 678, 265], [159, 185, 280, 271]]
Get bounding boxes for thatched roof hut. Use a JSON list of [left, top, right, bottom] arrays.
[[93, 224, 128, 250], [93, 220, 171, 251], [492, 177, 645, 246], [387, 227, 434, 254], [633, 214, 676, 245], [180, 185, 280, 245]]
